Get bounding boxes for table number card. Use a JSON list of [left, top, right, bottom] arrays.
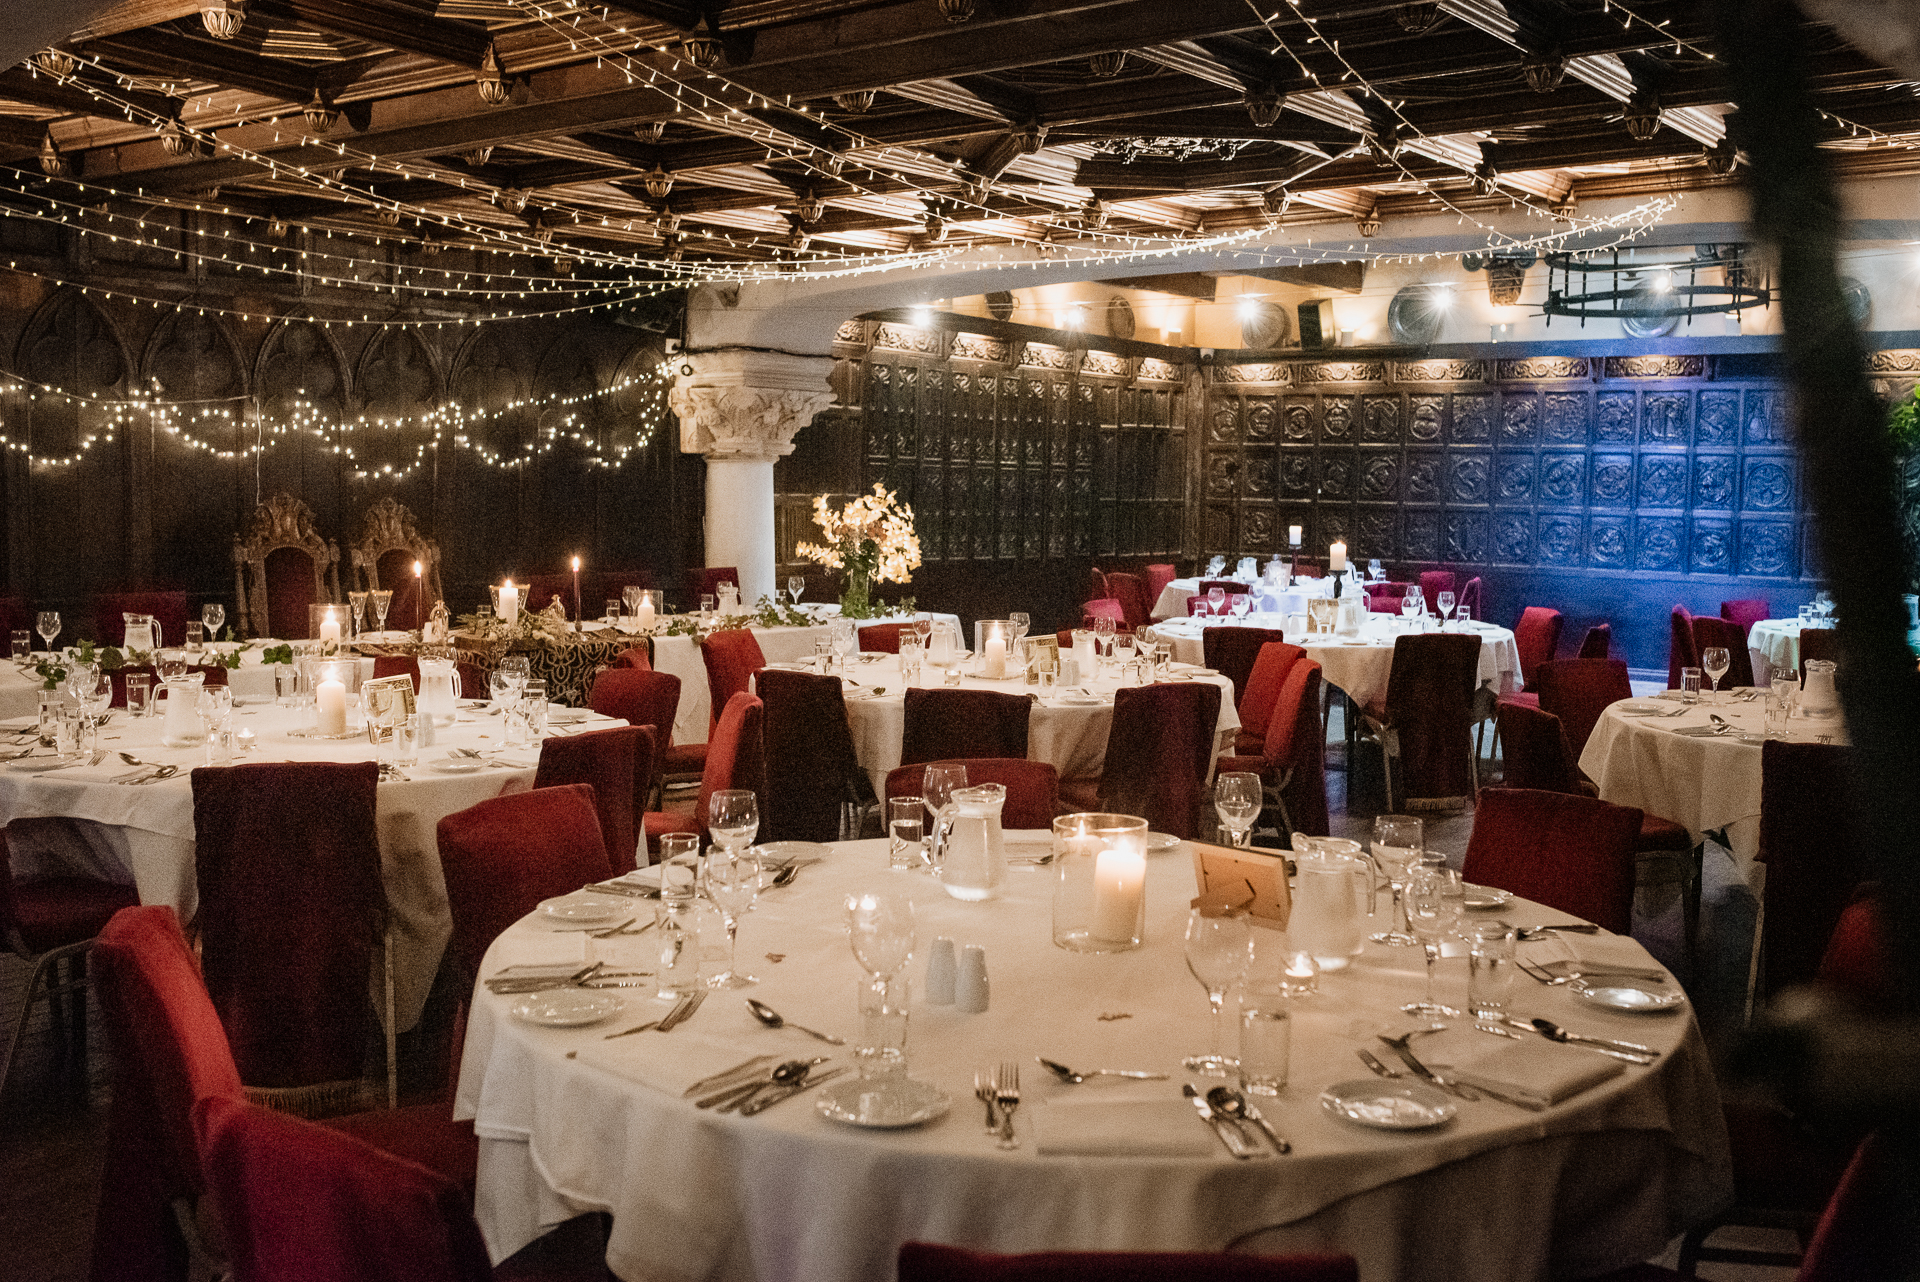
[[362, 674, 417, 745], [1189, 841, 1292, 931]]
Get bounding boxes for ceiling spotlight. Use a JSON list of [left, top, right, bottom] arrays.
[[1010, 119, 1049, 154], [663, 236, 683, 263], [1624, 92, 1662, 142], [476, 41, 509, 105], [1245, 86, 1285, 128], [1393, 1, 1441, 33], [643, 165, 674, 199], [494, 187, 529, 213], [200, 0, 249, 40], [924, 215, 948, 242], [1651, 268, 1673, 294], [1355, 211, 1382, 239], [793, 189, 825, 223], [38, 132, 69, 178], [303, 90, 339, 132], [682, 14, 723, 69], [1368, 125, 1404, 164], [658, 210, 681, 234], [937, 0, 975, 22], [787, 225, 812, 251], [462, 146, 493, 166], [1550, 197, 1578, 221], [157, 119, 192, 157], [1088, 51, 1127, 78], [634, 121, 666, 143], [1261, 187, 1291, 217], [834, 90, 877, 113], [530, 216, 553, 244], [33, 49, 77, 78], [420, 236, 443, 255], [910, 305, 931, 326]]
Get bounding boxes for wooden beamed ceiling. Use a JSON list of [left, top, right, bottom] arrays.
[[2, 0, 1917, 273]]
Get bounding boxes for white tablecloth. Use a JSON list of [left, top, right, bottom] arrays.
[[0, 700, 620, 1026], [1145, 617, 1520, 710], [0, 663, 41, 720], [803, 657, 1238, 793], [1151, 577, 1334, 621], [455, 839, 1729, 1282], [1578, 696, 1848, 883]]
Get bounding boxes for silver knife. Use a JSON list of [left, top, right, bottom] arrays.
[[1182, 1083, 1263, 1158], [738, 1066, 849, 1115], [1383, 1036, 1547, 1112], [683, 1055, 780, 1098], [1506, 1017, 1656, 1056], [658, 988, 705, 1031]]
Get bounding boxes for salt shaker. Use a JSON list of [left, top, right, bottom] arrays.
[[925, 937, 957, 1004], [955, 945, 989, 1013]]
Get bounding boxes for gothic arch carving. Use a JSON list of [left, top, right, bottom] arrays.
[[16, 288, 130, 456], [141, 309, 247, 402], [450, 326, 533, 464], [254, 312, 349, 422], [355, 327, 442, 417]]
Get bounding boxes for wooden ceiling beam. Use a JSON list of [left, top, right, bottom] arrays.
[[81, 28, 319, 103], [262, 0, 492, 68], [0, 68, 181, 125]]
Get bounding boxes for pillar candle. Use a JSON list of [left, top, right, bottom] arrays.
[[1329, 541, 1347, 573], [317, 611, 341, 646], [983, 637, 1006, 679], [499, 580, 520, 625], [1289, 525, 1303, 548], [316, 677, 347, 737], [636, 595, 655, 630], [1089, 844, 1147, 942], [571, 556, 582, 624]]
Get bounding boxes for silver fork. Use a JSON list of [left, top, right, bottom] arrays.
[[974, 1070, 999, 1135], [994, 1062, 1021, 1150]]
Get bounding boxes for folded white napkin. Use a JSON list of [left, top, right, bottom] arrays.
[[1033, 1100, 1218, 1157], [1520, 932, 1659, 972], [489, 929, 590, 971], [1431, 1038, 1624, 1106], [575, 1029, 772, 1096]]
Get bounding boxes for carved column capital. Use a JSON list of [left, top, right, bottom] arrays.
[[669, 349, 836, 461]]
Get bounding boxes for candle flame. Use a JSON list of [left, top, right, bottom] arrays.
[[572, 556, 581, 571], [413, 560, 422, 576]]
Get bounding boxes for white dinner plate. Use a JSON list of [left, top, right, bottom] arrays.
[[815, 1077, 950, 1128], [510, 990, 623, 1027], [6, 755, 76, 773], [1146, 832, 1181, 853], [754, 841, 829, 865], [538, 896, 623, 924], [1618, 702, 1666, 715], [1571, 978, 1687, 1013], [1463, 884, 1514, 910], [546, 706, 595, 724], [1053, 694, 1108, 706], [426, 756, 487, 774], [1320, 1079, 1457, 1130]]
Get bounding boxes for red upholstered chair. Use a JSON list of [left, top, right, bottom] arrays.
[[858, 623, 908, 654], [1215, 653, 1326, 838], [1534, 657, 1631, 760], [1061, 683, 1222, 839], [1512, 607, 1564, 693], [1194, 580, 1249, 612], [1692, 614, 1756, 689], [191, 762, 390, 1114], [1363, 581, 1413, 614], [190, 663, 230, 688], [1083, 598, 1128, 627], [886, 759, 1060, 830], [643, 692, 764, 850], [0, 828, 138, 1106], [436, 784, 613, 988], [382, 573, 429, 633], [1359, 633, 1482, 810], [1454, 575, 1482, 623], [1460, 788, 1643, 934], [1576, 623, 1612, 659], [900, 688, 1032, 767], [1086, 566, 1108, 603], [1418, 569, 1457, 605], [1203, 626, 1289, 710], [701, 629, 766, 731], [759, 669, 868, 843], [684, 566, 740, 609], [1758, 741, 1867, 1000], [589, 667, 693, 793], [109, 663, 159, 708], [534, 726, 654, 874], [1231, 641, 1307, 753], [371, 654, 421, 691], [1798, 626, 1839, 684], [897, 1242, 1359, 1282], [194, 1095, 494, 1282], [1494, 700, 1694, 860], [1105, 572, 1152, 630], [1818, 889, 1898, 1010], [1668, 604, 1701, 689], [455, 661, 489, 705], [611, 646, 652, 670], [1721, 598, 1771, 638], [600, 568, 655, 601], [94, 591, 192, 649], [1144, 563, 1177, 607]]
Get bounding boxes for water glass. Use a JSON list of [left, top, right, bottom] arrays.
[[813, 638, 832, 674], [605, 600, 621, 628], [855, 975, 910, 1081], [1238, 981, 1292, 1096], [52, 700, 85, 760], [274, 663, 301, 706], [701, 594, 716, 615], [655, 912, 702, 999], [656, 845, 699, 910], [520, 678, 548, 737], [1767, 666, 1797, 734], [9, 630, 28, 663], [1680, 667, 1703, 703], [125, 673, 153, 717], [1467, 921, 1517, 1018], [888, 797, 926, 870], [1214, 771, 1262, 848], [185, 621, 205, 651]]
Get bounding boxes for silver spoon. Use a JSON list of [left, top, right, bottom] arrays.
[[745, 998, 844, 1045], [117, 751, 148, 766], [1035, 1057, 1168, 1084], [715, 1058, 827, 1113], [767, 863, 801, 888], [1206, 1085, 1290, 1154]]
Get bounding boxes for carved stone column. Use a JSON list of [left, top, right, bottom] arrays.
[[668, 350, 834, 605]]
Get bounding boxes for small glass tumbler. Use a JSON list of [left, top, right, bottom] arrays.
[[1767, 665, 1797, 735], [521, 679, 548, 737], [605, 600, 621, 628], [52, 701, 86, 760], [855, 975, 911, 1082], [9, 630, 28, 663], [1468, 921, 1517, 1019], [1680, 668, 1703, 703], [275, 663, 300, 706], [125, 673, 153, 717], [184, 622, 204, 651], [888, 796, 926, 870], [1238, 981, 1292, 1097]]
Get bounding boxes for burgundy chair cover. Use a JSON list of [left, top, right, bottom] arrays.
[[90, 906, 245, 1282], [1095, 683, 1221, 839], [191, 762, 383, 1091], [1203, 627, 1290, 710], [1461, 788, 1643, 934], [600, 568, 656, 600], [1818, 889, 1899, 1010], [0, 834, 139, 958], [1217, 656, 1328, 838], [109, 663, 159, 708], [1720, 598, 1771, 638], [373, 551, 429, 632], [900, 688, 1033, 767], [643, 692, 764, 848], [759, 669, 864, 843], [455, 661, 488, 704], [1493, 701, 1588, 795], [1232, 641, 1307, 752], [534, 726, 654, 874], [1454, 576, 1482, 623], [1668, 604, 1701, 689], [885, 759, 1060, 830], [194, 1095, 495, 1282], [1534, 657, 1631, 760], [1195, 579, 1250, 603], [1105, 572, 1152, 630], [701, 629, 767, 730], [1418, 570, 1457, 605], [1363, 582, 1413, 614], [684, 566, 741, 609], [1576, 623, 1612, 660], [858, 623, 908, 653], [436, 784, 613, 987], [1512, 607, 1564, 692], [1144, 564, 1177, 605], [1758, 741, 1867, 998], [1086, 567, 1108, 603], [897, 1242, 1359, 1282], [611, 646, 652, 670], [588, 666, 682, 774], [264, 549, 322, 642], [1083, 598, 1128, 627], [1691, 615, 1756, 689], [1799, 1135, 1914, 1282], [1373, 633, 1482, 804], [1798, 626, 1840, 684], [370, 654, 421, 691], [94, 590, 191, 649], [190, 663, 230, 688]]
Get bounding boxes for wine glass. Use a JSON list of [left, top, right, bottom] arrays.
[[921, 762, 967, 869], [369, 589, 394, 634], [157, 650, 188, 681], [1214, 772, 1262, 848], [787, 576, 805, 606], [1368, 814, 1424, 946], [831, 618, 859, 670], [1815, 590, 1835, 622], [1436, 591, 1455, 631], [79, 670, 111, 749], [1009, 612, 1030, 646], [708, 789, 760, 854], [202, 602, 226, 641], [846, 888, 916, 980], [1401, 866, 1465, 1017], [36, 611, 60, 652], [1206, 586, 1226, 616], [499, 654, 531, 696], [1701, 646, 1731, 703], [702, 845, 763, 988], [348, 590, 369, 639], [1183, 909, 1252, 1075], [1092, 615, 1116, 662], [623, 586, 643, 619], [488, 670, 517, 708], [1229, 593, 1250, 621]]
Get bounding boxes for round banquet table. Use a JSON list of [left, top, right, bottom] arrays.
[[1745, 618, 1840, 687], [455, 840, 1730, 1282], [0, 696, 615, 1027], [1151, 576, 1333, 621], [1144, 616, 1520, 710], [781, 656, 1239, 793], [1577, 693, 1849, 884]]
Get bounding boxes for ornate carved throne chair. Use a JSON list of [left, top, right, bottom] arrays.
[[232, 494, 341, 639], [349, 498, 444, 634]]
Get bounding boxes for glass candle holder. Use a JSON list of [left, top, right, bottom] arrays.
[[1051, 813, 1148, 952], [973, 619, 1015, 679], [308, 603, 347, 648]]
